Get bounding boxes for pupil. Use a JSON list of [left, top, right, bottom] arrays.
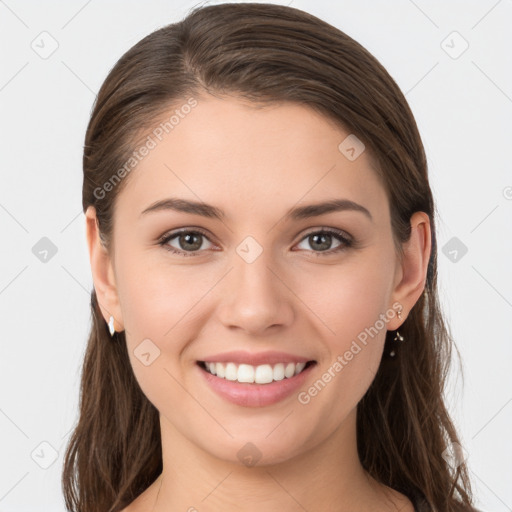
[[181, 233, 201, 250], [312, 233, 330, 251]]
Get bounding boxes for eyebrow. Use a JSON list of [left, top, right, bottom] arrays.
[[139, 197, 373, 222]]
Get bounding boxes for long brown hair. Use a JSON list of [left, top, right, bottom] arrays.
[[62, 3, 475, 511]]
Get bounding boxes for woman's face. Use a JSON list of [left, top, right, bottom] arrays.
[[89, 94, 421, 466]]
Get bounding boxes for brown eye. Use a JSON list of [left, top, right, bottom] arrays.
[[176, 232, 203, 251], [295, 229, 353, 255], [159, 229, 213, 256]]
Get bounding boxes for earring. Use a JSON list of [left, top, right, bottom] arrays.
[[108, 315, 115, 337], [389, 330, 404, 357], [389, 307, 405, 358]]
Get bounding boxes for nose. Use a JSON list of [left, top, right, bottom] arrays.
[[216, 248, 294, 335]]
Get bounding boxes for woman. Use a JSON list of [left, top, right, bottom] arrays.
[[62, 3, 478, 511]]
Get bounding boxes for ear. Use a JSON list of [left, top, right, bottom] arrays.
[[85, 206, 124, 332], [388, 211, 431, 330]]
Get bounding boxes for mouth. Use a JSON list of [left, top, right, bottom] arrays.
[[197, 360, 317, 385], [196, 358, 317, 407]]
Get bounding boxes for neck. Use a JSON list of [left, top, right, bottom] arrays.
[[148, 408, 404, 512]]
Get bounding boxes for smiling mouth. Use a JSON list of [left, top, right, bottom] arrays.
[[197, 360, 316, 385]]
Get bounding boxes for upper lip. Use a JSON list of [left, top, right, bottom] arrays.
[[198, 350, 315, 366]]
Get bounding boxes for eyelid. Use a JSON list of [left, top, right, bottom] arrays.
[[158, 226, 213, 243], [298, 226, 353, 242]]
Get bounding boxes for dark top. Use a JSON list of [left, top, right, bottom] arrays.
[[408, 487, 431, 512]]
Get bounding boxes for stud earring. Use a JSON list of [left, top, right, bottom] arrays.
[[108, 315, 115, 337]]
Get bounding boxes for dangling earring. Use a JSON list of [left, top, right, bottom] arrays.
[[389, 307, 405, 358], [108, 315, 115, 337]]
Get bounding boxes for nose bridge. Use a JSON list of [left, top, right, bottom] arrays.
[[217, 236, 293, 333]]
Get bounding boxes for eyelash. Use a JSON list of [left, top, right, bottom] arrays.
[[158, 227, 354, 258]]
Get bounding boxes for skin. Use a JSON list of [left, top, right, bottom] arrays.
[[85, 94, 430, 512]]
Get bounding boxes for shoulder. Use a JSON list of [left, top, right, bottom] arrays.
[[118, 479, 160, 512], [382, 486, 416, 512]]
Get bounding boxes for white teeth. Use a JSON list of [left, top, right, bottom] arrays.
[[284, 362, 295, 378], [295, 362, 306, 374], [254, 364, 273, 384], [273, 363, 285, 381], [216, 362, 225, 378], [225, 362, 238, 381], [202, 361, 311, 384], [238, 364, 255, 383]]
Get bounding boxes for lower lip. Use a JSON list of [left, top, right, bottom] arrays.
[[197, 362, 316, 407]]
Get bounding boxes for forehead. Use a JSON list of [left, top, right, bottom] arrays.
[[114, 95, 388, 225]]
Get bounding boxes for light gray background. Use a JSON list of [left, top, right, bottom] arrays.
[[1, 1, 511, 511]]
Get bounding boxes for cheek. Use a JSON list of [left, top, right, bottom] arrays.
[[295, 253, 393, 349], [291, 253, 393, 404], [115, 254, 219, 396], [116, 248, 208, 341], [293, 263, 392, 437]]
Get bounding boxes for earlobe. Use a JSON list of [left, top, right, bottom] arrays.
[[389, 211, 431, 330], [85, 206, 124, 332]]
